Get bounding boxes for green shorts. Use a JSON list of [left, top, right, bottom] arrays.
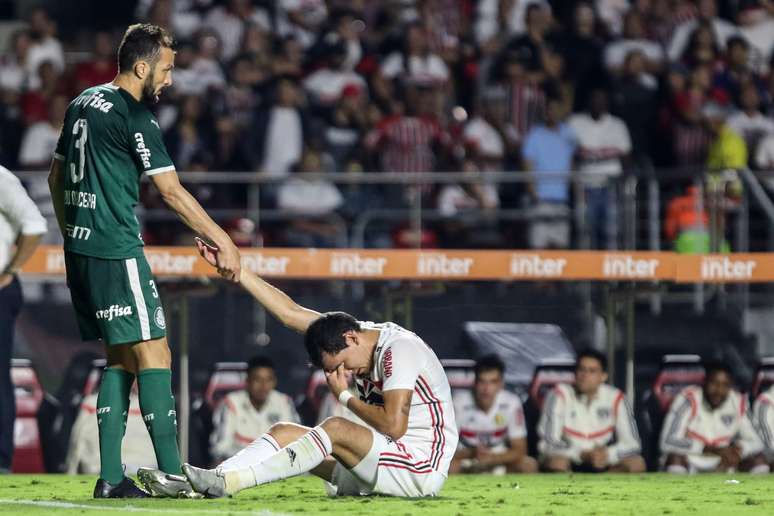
[[64, 251, 167, 345]]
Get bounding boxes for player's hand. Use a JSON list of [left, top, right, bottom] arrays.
[[325, 364, 349, 399], [195, 237, 218, 267], [195, 237, 242, 283], [0, 273, 13, 290]]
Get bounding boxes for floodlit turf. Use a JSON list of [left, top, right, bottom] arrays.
[[0, 473, 773, 515]]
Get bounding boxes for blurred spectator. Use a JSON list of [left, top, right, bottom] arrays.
[[190, 30, 228, 93], [604, 10, 664, 76], [611, 50, 658, 160], [491, 52, 543, 145], [250, 77, 307, 179], [661, 361, 768, 474], [210, 357, 299, 465], [204, 0, 271, 62], [25, 7, 65, 91], [705, 102, 747, 176], [316, 8, 365, 72], [538, 350, 645, 473], [596, 0, 630, 36], [727, 83, 774, 160], [21, 60, 65, 125], [680, 21, 722, 68], [756, 133, 774, 172], [669, 66, 713, 167], [216, 54, 262, 132], [18, 94, 68, 169], [451, 355, 537, 474], [324, 84, 374, 170], [0, 30, 31, 94], [474, 0, 551, 48], [276, 0, 329, 49], [277, 148, 344, 248], [522, 97, 575, 249], [0, 91, 24, 169], [164, 95, 214, 170], [168, 40, 207, 96], [73, 31, 118, 93], [303, 42, 368, 108], [664, 184, 713, 254], [713, 35, 765, 106], [66, 390, 156, 475], [668, 0, 739, 62], [568, 88, 631, 249], [506, 3, 552, 79]]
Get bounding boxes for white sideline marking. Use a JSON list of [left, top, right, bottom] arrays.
[[0, 499, 287, 515]]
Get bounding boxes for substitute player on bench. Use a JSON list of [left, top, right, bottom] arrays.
[[141, 238, 458, 498], [451, 355, 537, 474], [48, 24, 241, 498]]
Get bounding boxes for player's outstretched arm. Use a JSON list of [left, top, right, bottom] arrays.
[[196, 238, 321, 333], [151, 171, 241, 282], [47, 158, 66, 237]]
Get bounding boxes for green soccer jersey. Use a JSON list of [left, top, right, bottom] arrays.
[[54, 84, 175, 259]]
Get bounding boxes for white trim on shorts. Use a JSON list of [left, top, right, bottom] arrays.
[[125, 258, 151, 340]]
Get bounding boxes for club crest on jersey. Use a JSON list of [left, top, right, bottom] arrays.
[[357, 379, 384, 406], [721, 414, 734, 427], [154, 307, 166, 329], [597, 408, 610, 420]]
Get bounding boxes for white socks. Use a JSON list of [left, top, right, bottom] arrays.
[[666, 464, 688, 474], [219, 433, 281, 470], [223, 426, 333, 495]]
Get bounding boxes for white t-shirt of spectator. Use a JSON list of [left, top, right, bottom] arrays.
[[453, 389, 527, 452], [204, 5, 271, 61], [210, 390, 299, 461], [604, 39, 664, 71], [596, 0, 630, 36], [303, 69, 367, 105], [19, 121, 59, 167], [667, 18, 739, 62], [26, 36, 64, 90], [463, 117, 504, 162], [756, 134, 774, 170], [0, 55, 27, 93], [741, 18, 774, 73], [189, 57, 227, 92], [727, 111, 774, 151], [277, 177, 343, 216], [437, 184, 499, 217], [474, 0, 551, 43], [261, 107, 303, 177], [568, 113, 631, 182], [276, 0, 328, 49], [381, 52, 449, 84], [0, 166, 46, 273]]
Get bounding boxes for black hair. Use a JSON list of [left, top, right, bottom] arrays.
[[304, 312, 361, 368], [704, 360, 734, 383], [576, 349, 607, 372], [474, 354, 505, 381], [247, 355, 275, 374], [118, 23, 175, 73]]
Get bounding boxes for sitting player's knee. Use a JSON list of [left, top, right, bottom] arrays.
[[510, 456, 538, 473], [621, 455, 646, 473], [319, 416, 349, 437], [665, 454, 688, 467], [543, 456, 570, 472]]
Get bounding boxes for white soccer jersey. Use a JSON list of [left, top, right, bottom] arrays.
[[660, 386, 763, 461], [753, 386, 774, 454], [537, 383, 641, 464], [355, 321, 458, 475], [454, 389, 526, 450], [210, 389, 299, 461]]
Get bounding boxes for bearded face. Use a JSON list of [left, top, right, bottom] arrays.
[[142, 68, 160, 104]]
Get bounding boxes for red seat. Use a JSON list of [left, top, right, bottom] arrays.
[[11, 359, 45, 473], [528, 359, 576, 410], [751, 357, 774, 400], [204, 362, 248, 410], [652, 354, 705, 413]]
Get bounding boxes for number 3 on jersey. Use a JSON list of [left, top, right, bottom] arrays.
[[70, 119, 88, 184]]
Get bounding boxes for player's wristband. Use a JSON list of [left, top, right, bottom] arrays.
[[338, 390, 353, 406]]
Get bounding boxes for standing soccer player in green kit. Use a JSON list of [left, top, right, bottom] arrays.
[[47, 24, 242, 498]]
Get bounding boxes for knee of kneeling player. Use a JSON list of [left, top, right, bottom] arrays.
[[619, 455, 646, 473], [319, 416, 350, 439], [543, 456, 570, 472], [665, 453, 688, 466]]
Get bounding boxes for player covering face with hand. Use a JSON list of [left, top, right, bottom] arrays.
[[139, 239, 458, 498]]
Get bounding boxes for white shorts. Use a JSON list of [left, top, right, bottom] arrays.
[[328, 429, 446, 498]]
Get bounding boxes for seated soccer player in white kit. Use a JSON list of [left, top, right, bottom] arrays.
[[140, 239, 458, 498], [753, 383, 774, 467], [451, 355, 537, 474], [661, 361, 769, 474], [538, 349, 645, 473], [210, 356, 299, 465]]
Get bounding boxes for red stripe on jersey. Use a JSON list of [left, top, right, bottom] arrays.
[[563, 426, 614, 440], [378, 462, 434, 474], [418, 375, 446, 469]]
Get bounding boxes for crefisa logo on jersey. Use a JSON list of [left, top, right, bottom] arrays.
[[95, 304, 133, 321], [134, 132, 152, 169]]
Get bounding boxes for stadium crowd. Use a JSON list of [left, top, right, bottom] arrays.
[[0, 0, 773, 250]]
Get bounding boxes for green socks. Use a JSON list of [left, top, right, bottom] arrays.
[[96, 367, 134, 484], [137, 368, 182, 474]]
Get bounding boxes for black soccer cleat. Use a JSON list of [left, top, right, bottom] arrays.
[[93, 477, 150, 498]]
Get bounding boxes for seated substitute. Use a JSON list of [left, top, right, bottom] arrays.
[[210, 356, 299, 465], [753, 384, 774, 467], [137, 238, 458, 498], [451, 355, 537, 474], [538, 349, 645, 472], [661, 361, 769, 474]]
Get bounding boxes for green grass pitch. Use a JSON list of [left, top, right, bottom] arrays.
[[0, 473, 772, 515]]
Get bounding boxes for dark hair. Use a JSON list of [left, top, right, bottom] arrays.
[[118, 23, 175, 73], [304, 312, 361, 368], [576, 349, 607, 372], [475, 354, 505, 381], [247, 355, 275, 374], [704, 360, 733, 383]]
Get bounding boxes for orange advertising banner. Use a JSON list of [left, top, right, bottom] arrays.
[[19, 246, 774, 283]]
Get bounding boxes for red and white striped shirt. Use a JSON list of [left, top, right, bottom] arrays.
[[453, 389, 526, 450], [365, 115, 450, 173]]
